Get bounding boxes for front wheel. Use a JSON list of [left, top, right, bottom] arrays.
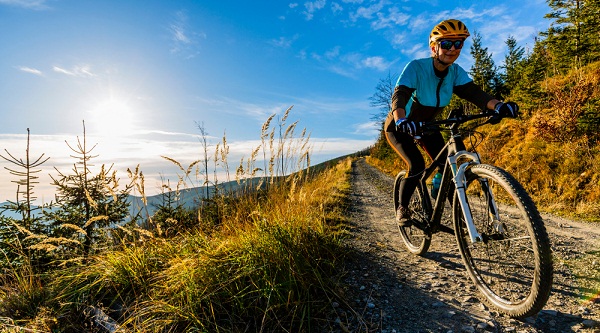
[[394, 170, 431, 256], [453, 164, 553, 318]]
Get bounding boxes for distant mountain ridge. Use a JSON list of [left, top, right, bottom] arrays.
[[0, 177, 265, 220], [0, 153, 364, 221]]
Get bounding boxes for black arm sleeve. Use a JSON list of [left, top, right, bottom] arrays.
[[454, 81, 494, 110], [391, 85, 415, 111]]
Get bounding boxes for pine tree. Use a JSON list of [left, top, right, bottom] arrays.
[[0, 129, 50, 270], [469, 31, 501, 98], [0, 129, 50, 227], [511, 40, 552, 112], [501, 36, 526, 98], [44, 121, 131, 256], [579, 0, 600, 63], [542, 0, 600, 70]]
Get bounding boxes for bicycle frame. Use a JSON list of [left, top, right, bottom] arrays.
[[397, 109, 554, 318], [416, 116, 502, 244]]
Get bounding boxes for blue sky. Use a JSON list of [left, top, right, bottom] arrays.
[[0, 0, 550, 202]]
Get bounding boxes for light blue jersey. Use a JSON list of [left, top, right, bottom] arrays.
[[396, 57, 473, 118]]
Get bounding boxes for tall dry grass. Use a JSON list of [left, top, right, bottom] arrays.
[[0, 107, 355, 332], [47, 158, 352, 332], [478, 63, 600, 220]]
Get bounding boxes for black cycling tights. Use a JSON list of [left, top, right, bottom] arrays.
[[385, 129, 447, 208]]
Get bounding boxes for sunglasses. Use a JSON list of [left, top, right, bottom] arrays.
[[439, 39, 464, 50]]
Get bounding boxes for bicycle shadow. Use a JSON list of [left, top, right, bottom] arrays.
[[344, 158, 597, 332], [333, 242, 494, 332], [409, 248, 596, 332], [422, 250, 465, 271], [336, 244, 594, 333]]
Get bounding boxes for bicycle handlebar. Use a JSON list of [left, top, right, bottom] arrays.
[[415, 108, 498, 136]]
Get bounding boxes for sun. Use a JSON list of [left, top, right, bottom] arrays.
[[88, 96, 139, 139]]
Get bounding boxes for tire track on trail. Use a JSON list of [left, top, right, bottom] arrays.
[[329, 157, 600, 333]]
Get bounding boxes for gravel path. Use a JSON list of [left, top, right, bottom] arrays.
[[330, 158, 600, 333]]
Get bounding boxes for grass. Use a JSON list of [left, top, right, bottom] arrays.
[[0, 108, 356, 332], [46, 158, 352, 332], [482, 63, 600, 221]]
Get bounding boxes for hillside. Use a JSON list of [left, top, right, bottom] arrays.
[[0, 178, 267, 222], [369, 61, 600, 222], [479, 62, 600, 220]]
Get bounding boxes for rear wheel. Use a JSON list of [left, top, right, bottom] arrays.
[[394, 171, 431, 256], [453, 164, 553, 318]]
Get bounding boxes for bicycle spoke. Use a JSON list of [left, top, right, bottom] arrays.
[[395, 171, 431, 255], [454, 164, 552, 317]]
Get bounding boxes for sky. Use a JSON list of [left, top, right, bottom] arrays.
[[0, 0, 551, 203]]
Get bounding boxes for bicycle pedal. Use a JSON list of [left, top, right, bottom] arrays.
[[410, 220, 427, 231]]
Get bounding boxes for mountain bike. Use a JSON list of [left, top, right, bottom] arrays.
[[393, 108, 553, 318]]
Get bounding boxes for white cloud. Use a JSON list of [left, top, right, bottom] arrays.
[[325, 46, 341, 59], [325, 65, 357, 78], [17, 66, 43, 76], [303, 0, 326, 20], [342, 52, 391, 71], [371, 7, 411, 30], [391, 33, 407, 47], [171, 25, 190, 44], [193, 96, 292, 123], [362, 56, 390, 71], [404, 43, 428, 58], [312, 137, 372, 156], [297, 49, 308, 60], [0, 0, 48, 9], [408, 15, 430, 32], [52, 65, 96, 77], [331, 2, 343, 14], [450, 7, 499, 23], [353, 120, 379, 136], [349, 0, 385, 22], [270, 35, 299, 48], [169, 10, 205, 57], [309, 46, 393, 76]]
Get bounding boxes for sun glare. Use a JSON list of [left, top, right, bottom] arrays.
[[88, 97, 139, 139]]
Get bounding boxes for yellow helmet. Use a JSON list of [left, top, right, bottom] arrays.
[[429, 19, 470, 46]]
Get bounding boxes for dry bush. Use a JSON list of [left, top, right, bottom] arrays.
[[532, 64, 600, 143], [479, 117, 600, 220], [473, 63, 600, 220]]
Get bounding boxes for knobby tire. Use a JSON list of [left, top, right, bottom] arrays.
[[394, 171, 431, 256], [453, 164, 553, 318]]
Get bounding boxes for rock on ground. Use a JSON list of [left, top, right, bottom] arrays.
[[324, 158, 600, 333]]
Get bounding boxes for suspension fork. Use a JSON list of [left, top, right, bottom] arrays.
[[448, 150, 486, 244]]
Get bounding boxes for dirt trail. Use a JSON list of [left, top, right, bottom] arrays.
[[331, 158, 600, 333]]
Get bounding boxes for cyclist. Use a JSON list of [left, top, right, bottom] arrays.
[[384, 19, 519, 226]]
